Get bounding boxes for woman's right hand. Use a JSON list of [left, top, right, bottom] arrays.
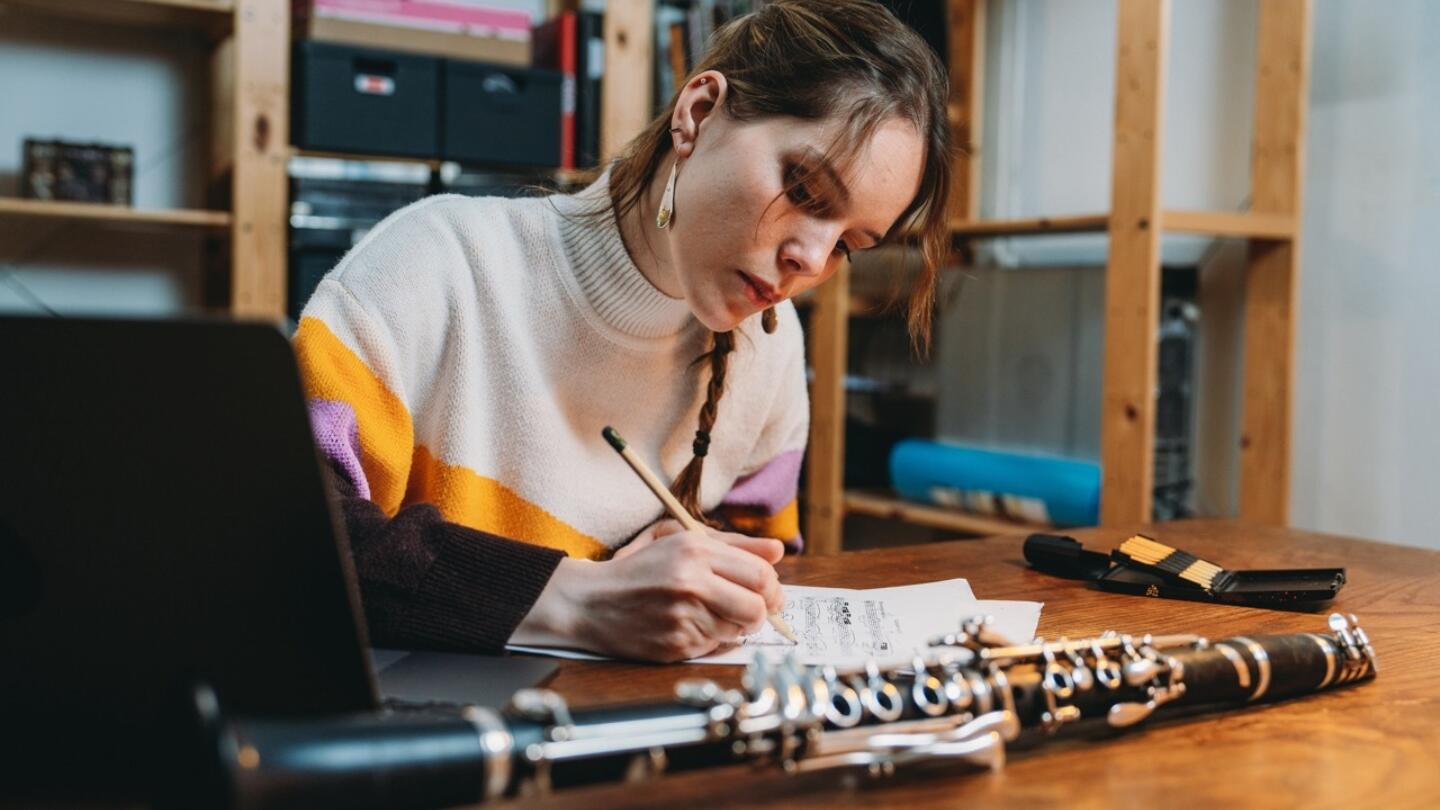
[[517, 528, 783, 662]]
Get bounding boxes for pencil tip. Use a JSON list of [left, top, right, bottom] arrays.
[[601, 426, 626, 451]]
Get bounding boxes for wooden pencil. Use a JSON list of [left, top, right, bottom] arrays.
[[603, 426, 799, 644]]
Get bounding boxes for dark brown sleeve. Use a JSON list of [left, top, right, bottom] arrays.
[[325, 461, 565, 653]]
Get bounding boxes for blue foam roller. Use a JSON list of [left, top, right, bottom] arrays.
[[888, 439, 1101, 527]]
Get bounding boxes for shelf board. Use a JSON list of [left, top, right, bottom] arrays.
[[1162, 209, 1295, 240], [291, 148, 443, 171], [290, 148, 592, 187], [950, 213, 1111, 239], [947, 210, 1295, 242], [0, 198, 232, 231], [843, 489, 1046, 537], [2, 0, 234, 35], [791, 290, 888, 316], [552, 168, 595, 188]]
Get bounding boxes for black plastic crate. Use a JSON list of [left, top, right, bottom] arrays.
[[442, 60, 561, 168], [293, 41, 440, 158]]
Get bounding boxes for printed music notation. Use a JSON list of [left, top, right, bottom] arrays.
[[694, 578, 1043, 667], [507, 578, 1043, 667]]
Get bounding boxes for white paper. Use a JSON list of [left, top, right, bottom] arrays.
[[507, 577, 1043, 668]]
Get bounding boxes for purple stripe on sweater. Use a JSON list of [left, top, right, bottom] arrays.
[[721, 448, 804, 514], [308, 399, 372, 500]]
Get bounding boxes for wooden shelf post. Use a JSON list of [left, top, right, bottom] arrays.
[[804, 259, 850, 555], [600, 0, 654, 163], [228, 0, 290, 319], [947, 0, 986, 223], [1099, 0, 1169, 525], [1239, 0, 1311, 525]]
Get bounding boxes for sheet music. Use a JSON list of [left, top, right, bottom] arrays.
[[507, 577, 1043, 668]]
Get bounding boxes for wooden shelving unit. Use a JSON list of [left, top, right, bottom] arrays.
[[290, 147, 444, 172], [802, 0, 1311, 553], [948, 213, 1110, 238], [2, 0, 290, 319], [943, 209, 1297, 241], [0, 198, 231, 231], [598, 0, 654, 163], [844, 489, 1045, 538], [2, 0, 236, 37]]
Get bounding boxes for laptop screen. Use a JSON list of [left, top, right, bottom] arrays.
[[0, 315, 377, 794]]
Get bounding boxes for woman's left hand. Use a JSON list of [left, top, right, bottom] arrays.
[[616, 518, 784, 565]]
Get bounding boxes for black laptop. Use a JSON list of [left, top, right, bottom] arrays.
[[0, 315, 553, 798]]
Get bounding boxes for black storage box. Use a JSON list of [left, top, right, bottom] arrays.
[[442, 60, 561, 167], [287, 168, 431, 321], [293, 41, 440, 158]]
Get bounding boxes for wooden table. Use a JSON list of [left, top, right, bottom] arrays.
[[498, 520, 1440, 809]]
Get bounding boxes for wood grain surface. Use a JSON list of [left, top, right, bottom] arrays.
[[495, 520, 1440, 809]]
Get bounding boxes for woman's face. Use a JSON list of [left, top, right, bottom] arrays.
[[663, 79, 926, 332]]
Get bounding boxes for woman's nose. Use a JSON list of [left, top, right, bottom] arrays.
[[776, 232, 836, 281]]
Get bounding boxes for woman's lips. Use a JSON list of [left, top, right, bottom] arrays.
[[737, 270, 779, 307]]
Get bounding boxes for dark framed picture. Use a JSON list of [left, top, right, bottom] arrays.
[[21, 138, 134, 205]]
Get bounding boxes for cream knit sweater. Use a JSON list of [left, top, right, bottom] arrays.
[[295, 175, 809, 560]]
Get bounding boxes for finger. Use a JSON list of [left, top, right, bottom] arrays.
[[612, 531, 657, 560], [659, 608, 743, 661], [711, 619, 748, 646], [690, 572, 771, 633], [617, 517, 691, 559], [684, 604, 746, 646], [667, 611, 729, 661], [650, 519, 687, 539], [708, 544, 783, 613], [715, 532, 785, 564]]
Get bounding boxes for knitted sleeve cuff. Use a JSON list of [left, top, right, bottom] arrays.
[[393, 525, 566, 653]]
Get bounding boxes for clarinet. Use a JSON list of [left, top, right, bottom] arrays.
[[206, 613, 1378, 809]]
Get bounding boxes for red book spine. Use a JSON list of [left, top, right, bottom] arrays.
[[558, 11, 577, 170]]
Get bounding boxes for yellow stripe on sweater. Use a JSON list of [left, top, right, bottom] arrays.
[[408, 446, 609, 560], [295, 317, 414, 514], [721, 499, 800, 542], [296, 317, 607, 559]]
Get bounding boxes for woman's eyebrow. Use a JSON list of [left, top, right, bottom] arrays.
[[793, 148, 887, 243], [800, 150, 852, 205]]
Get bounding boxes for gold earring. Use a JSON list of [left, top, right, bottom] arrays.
[[656, 160, 677, 229]]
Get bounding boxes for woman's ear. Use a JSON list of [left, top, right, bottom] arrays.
[[670, 70, 728, 158]]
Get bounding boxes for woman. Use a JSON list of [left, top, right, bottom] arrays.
[[294, 0, 951, 662]]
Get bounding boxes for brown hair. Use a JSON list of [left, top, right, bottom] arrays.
[[610, 0, 952, 524]]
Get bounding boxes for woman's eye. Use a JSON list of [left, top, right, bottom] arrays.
[[786, 180, 816, 207], [784, 165, 828, 213], [833, 239, 851, 258]]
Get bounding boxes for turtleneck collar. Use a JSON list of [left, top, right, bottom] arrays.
[[550, 172, 696, 340]]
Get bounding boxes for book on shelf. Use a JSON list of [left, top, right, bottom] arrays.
[[533, 11, 576, 170], [534, 9, 603, 169], [575, 11, 603, 168], [308, 0, 532, 38], [294, 0, 532, 65]]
